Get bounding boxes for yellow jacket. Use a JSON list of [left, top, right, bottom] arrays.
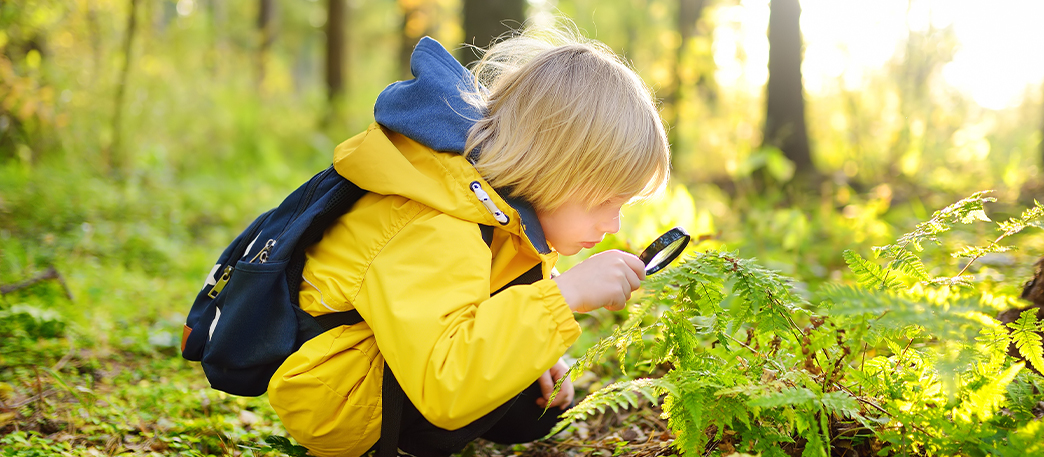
[[267, 123, 582, 456]]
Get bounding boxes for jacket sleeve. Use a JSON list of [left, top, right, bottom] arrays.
[[352, 209, 581, 430]]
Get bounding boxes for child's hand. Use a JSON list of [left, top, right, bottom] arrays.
[[553, 250, 645, 313], [536, 359, 573, 410]]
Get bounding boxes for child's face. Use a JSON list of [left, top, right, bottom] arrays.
[[536, 196, 627, 256]]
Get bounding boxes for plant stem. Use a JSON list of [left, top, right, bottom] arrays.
[[955, 233, 1006, 277]]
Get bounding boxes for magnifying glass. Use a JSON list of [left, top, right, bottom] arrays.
[[638, 227, 691, 275]]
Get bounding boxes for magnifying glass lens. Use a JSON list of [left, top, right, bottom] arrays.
[[639, 227, 691, 275]]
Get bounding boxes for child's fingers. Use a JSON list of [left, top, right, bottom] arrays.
[[550, 376, 574, 410], [621, 253, 647, 281], [536, 370, 554, 407]]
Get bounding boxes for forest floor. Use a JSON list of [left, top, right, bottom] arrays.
[[0, 340, 680, 457]]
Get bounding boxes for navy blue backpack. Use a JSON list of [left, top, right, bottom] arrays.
[[182, 165, 497, 456], [181, 165, 368, 396]]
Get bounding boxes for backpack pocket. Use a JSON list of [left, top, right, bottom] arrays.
[[199, 258, 299, 396]]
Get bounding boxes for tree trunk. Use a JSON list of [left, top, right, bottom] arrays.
[[208, 0, 227, 75], [326, 0, 346, 102], [109, 0, 139, 176], [257, 0, 275, 87], [666, 0, 708, 149], [462, 0, 525, 62], [763, 0, 813, 180]]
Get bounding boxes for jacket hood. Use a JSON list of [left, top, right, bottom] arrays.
[[374, 37, 482, 159], [362, 37, 550, 254]]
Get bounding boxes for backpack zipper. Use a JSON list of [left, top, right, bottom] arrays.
[[208, 265, 234, 298], [207, 239, 275, 299], [207, 168, 331, 301], [250, 239, 277, 264]]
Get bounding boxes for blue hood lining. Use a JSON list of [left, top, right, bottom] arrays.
[[373, 37, 550, 255]]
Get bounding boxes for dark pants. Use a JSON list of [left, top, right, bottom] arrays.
[[379, 381, 569, 457]]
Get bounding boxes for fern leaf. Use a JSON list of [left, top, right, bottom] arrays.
[[889, 249, 932, 282], [951, 244, 1014, 260], [548, 377, 671, 436], [975, 323, 1011, 375], [843, 250, 903, 291], [821, 283, 986, 342], [928, 275, 974, 288], [886, 191, 996, 252], [820, 391, 860, 418], [1007, 309, 1044, 374], [997, 200, 1044, 236], [747, 386, 817, 409], [952, 363, 1022, 423]]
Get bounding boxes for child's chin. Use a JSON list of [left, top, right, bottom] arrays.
[[560, 246, 583, 256]]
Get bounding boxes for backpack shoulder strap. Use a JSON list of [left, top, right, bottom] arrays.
[[479, 224, 494, 247]]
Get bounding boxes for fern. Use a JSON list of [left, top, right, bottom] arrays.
[[869, 191, 996, 285], [1007, 309, 1044, 374], [997, 200, 1044, 236], [820, 391, 860, 418], [747, 386, 818, 408], [549, 377, 672, 435], [843, 250, 903, 291], [821, 283, 987, 342], [872, 246, 933, 282], [563, 193, 1044, 456], [975, 323, 1011, 375], [950, 198, 1044, 278], [951, 363, 1023, 423]]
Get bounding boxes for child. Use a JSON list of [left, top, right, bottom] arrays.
[[267, 25, 671, 457]]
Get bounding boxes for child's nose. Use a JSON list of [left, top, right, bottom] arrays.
[[598, 214, 621, 235]]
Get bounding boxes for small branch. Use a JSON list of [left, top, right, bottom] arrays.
[[858, 342, 868, 396], [955, 234, 1006, 278], [889, 338, 916, 376], [854, 397, 935, 439], [0, 266, 74, 301]]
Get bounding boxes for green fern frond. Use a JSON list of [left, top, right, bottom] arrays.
[[952, 363, 1023, 423], [951, 244, 1014, 260], [821, 284, 985, 341], [1007, 309, 1044, 374], [747, 386, 818, 408], [843, 250, 903, 291], [548, 377, 672, 436], [820, 391, 860, 417], [928, 275, 974, 288], [900, 190, 994, 238], [562, 318, 645, 386], [997, 200, 1044, 236], [872, 245, 932, 282], [975, 323, 1011, 375], [893, 249, 932, 282]]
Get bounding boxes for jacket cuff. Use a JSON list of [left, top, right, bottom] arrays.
[[533, 279, 581, 345]]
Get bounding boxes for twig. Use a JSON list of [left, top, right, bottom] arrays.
[[554, 439, 668, 451], [0, 266, 74, 301], [858, 342, 868, 397], [4, 389, 58, 409], [890, 338, 916, 376], [854, 397, 935, 439], [51, 344, 77, 372], [955, 233, 1006, 278]]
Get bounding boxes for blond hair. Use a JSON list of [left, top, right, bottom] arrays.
[[462, 25, 670, 212]]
